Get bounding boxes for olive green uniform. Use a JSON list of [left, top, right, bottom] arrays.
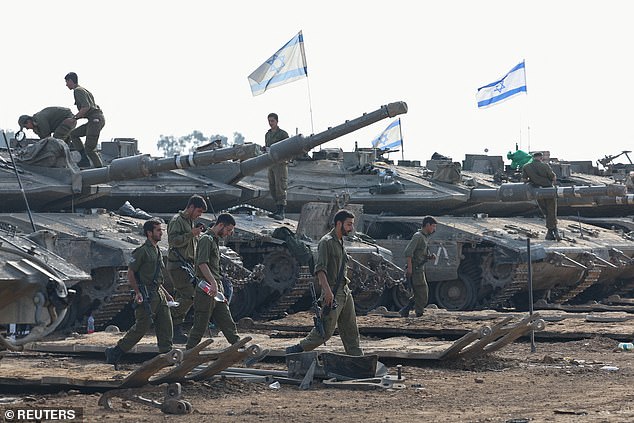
[[522, 160, 557, 229], [299, 228, 362, 356], [403, 230, 432, 315], [265, 127, 290, 206], [31, 107, 76, 142], [167, 211, 197, 325], [186, 232, 239, 349], [69, 85, 105, 167], [117, 240, 173, 353]]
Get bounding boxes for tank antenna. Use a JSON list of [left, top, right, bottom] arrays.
[[1, 131, 36, 232]]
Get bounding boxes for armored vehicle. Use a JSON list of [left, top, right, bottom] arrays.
[[0, 226, 90, 350], [2, 102, 408, 214], [238, 147, 631, 217], [362, 214, 634, 311]]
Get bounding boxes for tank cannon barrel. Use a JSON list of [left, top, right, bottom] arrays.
[[79, 143, 260, 186], [469, 183, 628, 203], [234, 101, 408, 182]]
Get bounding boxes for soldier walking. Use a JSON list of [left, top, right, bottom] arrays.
[[105, 218, 174, 365], [399, 216, 437, 317], [286, 210, 363, 356]]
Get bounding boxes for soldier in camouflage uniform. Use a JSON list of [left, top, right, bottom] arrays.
[[18, 107, 76, 143], [65, 72, 105, 168], [105, 218, 175, 366], [265, 113, 290, 220], [286, 210, 363, 356], [522, 151, 560, 241], [186, 213, 240, 350], [399, 216, 437, 317], [167, 195, 207, 344]]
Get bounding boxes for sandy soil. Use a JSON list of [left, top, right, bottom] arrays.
[[1, 311, 634, 422]]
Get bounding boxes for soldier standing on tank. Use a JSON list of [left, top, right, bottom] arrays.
[[399, 216, 437, 317], [186, 213, 241, 350], [17, 107, 77, 144], [167, 195, 207, 344], [522, 151, 561, 241], [264, 112, 290, 220], [64, 72, 105, 168], [285, 209, 363, 356], [105, 218, 174, 366]]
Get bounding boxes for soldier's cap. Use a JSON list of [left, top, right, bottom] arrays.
[[532, 151, 543, 157], [18, 115, 32, 127]]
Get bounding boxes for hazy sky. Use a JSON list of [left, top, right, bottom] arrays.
[[2, 1, 633, 165]]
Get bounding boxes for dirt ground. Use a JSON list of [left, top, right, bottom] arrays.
[[2, 311, 634, 422]]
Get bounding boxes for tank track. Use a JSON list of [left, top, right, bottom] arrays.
[[257, 270, 313, 320], [92, 269, 132, 329], [486, 264, 528, 309], [551, 268, 602, 304]]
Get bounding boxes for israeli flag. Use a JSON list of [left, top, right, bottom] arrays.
[[248, 31, 308, 96], [476, 61, 527, 108], [371, 118, 402, 150]]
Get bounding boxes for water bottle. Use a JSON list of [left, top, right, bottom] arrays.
[[87, 314, 95, 334], [197, 280, 213, 296], [617, 342, 633, 351]]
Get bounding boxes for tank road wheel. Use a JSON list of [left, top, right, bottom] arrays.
[[391, 282, 412, 310], [353, 287, 385, 315], [433, 278, 476, 311], [262, 249, 299, 295], [230, 284, 258, 321]]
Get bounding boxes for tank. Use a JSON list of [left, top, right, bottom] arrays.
[[1, 102, 408, 213], [193, 202, 404, 321], [0, 226, 90, 350], [237, 147, 632, 217], [362, 213, 634, 311]]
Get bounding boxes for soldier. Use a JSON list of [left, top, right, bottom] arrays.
[[399, 216, 437, 317], [264, 112, 289, 220], [17, 107, 76, 143], [186, 213, 240, 350], [64, 72, 105, 168], [105, 218, 174, 366], [286, 210, 363, 356], [522, 151, 560, 241], [167, 195, 208, 344]]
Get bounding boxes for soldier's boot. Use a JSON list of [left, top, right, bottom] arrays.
[[285, 344, 304, 355], [105, 345, 124, 365], [267, 206, 280, 219], [173, 323, 189, 344], [269, 205, 285, 221], [77, 150, 91, 168], [552, 228, 562, 241], [545, 229, 561, 241], [399, 299, 415, 318]]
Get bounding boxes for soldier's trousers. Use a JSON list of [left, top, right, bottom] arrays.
[[117, 288, 173, 353], [167, 264, 195, 326], [267, 163, 288, 206], [70, 112, 105, 167], [537, 198, 557, 230], [300, 285, 363, 356], [53, 118, 77, 143], [186, 285, 239, 350], [407, 269, 429, 315]]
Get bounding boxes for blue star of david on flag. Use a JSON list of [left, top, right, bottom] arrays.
[[248, 31, 308, 96], [371, 118, 402, 150], [476, 61, 527, 108]]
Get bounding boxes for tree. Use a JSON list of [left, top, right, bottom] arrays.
[[233, 132, 245, 145], [157, 131, 246, 156]]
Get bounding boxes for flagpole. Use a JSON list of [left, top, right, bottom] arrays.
[[398, 118, 404, 162], [305, 76, 315, 134]]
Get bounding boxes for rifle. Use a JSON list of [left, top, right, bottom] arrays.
[[170, 247, 197, 286], [322, 255, 347, 317], [134, 272, 154, 325], [309, 280, 326, 344]]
